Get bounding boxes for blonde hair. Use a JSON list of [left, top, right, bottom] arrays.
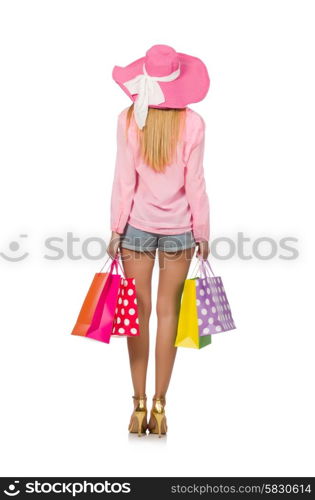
[[126, 104, 186, 173]]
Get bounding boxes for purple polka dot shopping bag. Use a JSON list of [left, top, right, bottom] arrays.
[[175, 255, 236, 349]]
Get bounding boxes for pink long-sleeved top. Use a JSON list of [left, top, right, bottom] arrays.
[[110, 107, 210, 242]]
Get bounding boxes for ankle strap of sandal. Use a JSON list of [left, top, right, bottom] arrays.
[[132, 394, 147, 399], [153, 396, 166, 402]]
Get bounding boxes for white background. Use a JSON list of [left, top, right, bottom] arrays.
[[0, 0, 314, 477]]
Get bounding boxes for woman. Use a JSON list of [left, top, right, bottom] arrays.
[[107, 45, 210, 437]]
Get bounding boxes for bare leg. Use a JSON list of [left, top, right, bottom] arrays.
[[120, 247, 156, 404], [154, 247, 195, 399]]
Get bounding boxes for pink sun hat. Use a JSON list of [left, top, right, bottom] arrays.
[[112, 44, 210, 129]]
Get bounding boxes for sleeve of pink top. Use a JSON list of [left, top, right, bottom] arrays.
[[110, 111, 137, 235], [184, 118, 210, 243]]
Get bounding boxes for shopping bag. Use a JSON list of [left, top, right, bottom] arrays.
[[175, 255, 236, 348], [112, 274, 140, 337], [175, 277, 212, 349], [71, 250, 140, 343], [196, 258, 236, 336], [85, 257, 122, 343], [71, 259, 112, 337]]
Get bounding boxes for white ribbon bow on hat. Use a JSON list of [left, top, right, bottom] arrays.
[[123, 63, 181, 129]]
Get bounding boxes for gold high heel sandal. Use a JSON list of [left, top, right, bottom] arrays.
[[128, 395, 148, 437], [148, 397, 168, 438]]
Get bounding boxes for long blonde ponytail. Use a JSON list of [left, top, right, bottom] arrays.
[[126, 104, 186, 173]]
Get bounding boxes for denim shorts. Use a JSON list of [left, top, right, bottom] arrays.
[[120, 223, 196, 252]]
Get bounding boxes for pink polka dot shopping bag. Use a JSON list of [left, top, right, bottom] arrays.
[[175, 255, 236, 349], [71, 253, 140, 343]]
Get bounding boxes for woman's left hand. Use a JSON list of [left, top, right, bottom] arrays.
[[107, 231, 121, 259]]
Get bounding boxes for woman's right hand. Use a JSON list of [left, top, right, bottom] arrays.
[[107, 231, 121, 259], [196, 240, 210, 260]]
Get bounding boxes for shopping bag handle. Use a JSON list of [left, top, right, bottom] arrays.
[[199, 255, 215, 277], [189, 251, 200, 278], [99, 254, 119, 274], [99, 254, 112, 272], [190, 253, 216, 278], [99, 251, 126, 278], [115, 251, 127, 278]]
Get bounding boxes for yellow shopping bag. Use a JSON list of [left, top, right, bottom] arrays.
[[175, 278, 212, 349]]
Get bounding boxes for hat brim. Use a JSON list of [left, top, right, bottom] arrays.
[[112, 52, 210, 108]]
